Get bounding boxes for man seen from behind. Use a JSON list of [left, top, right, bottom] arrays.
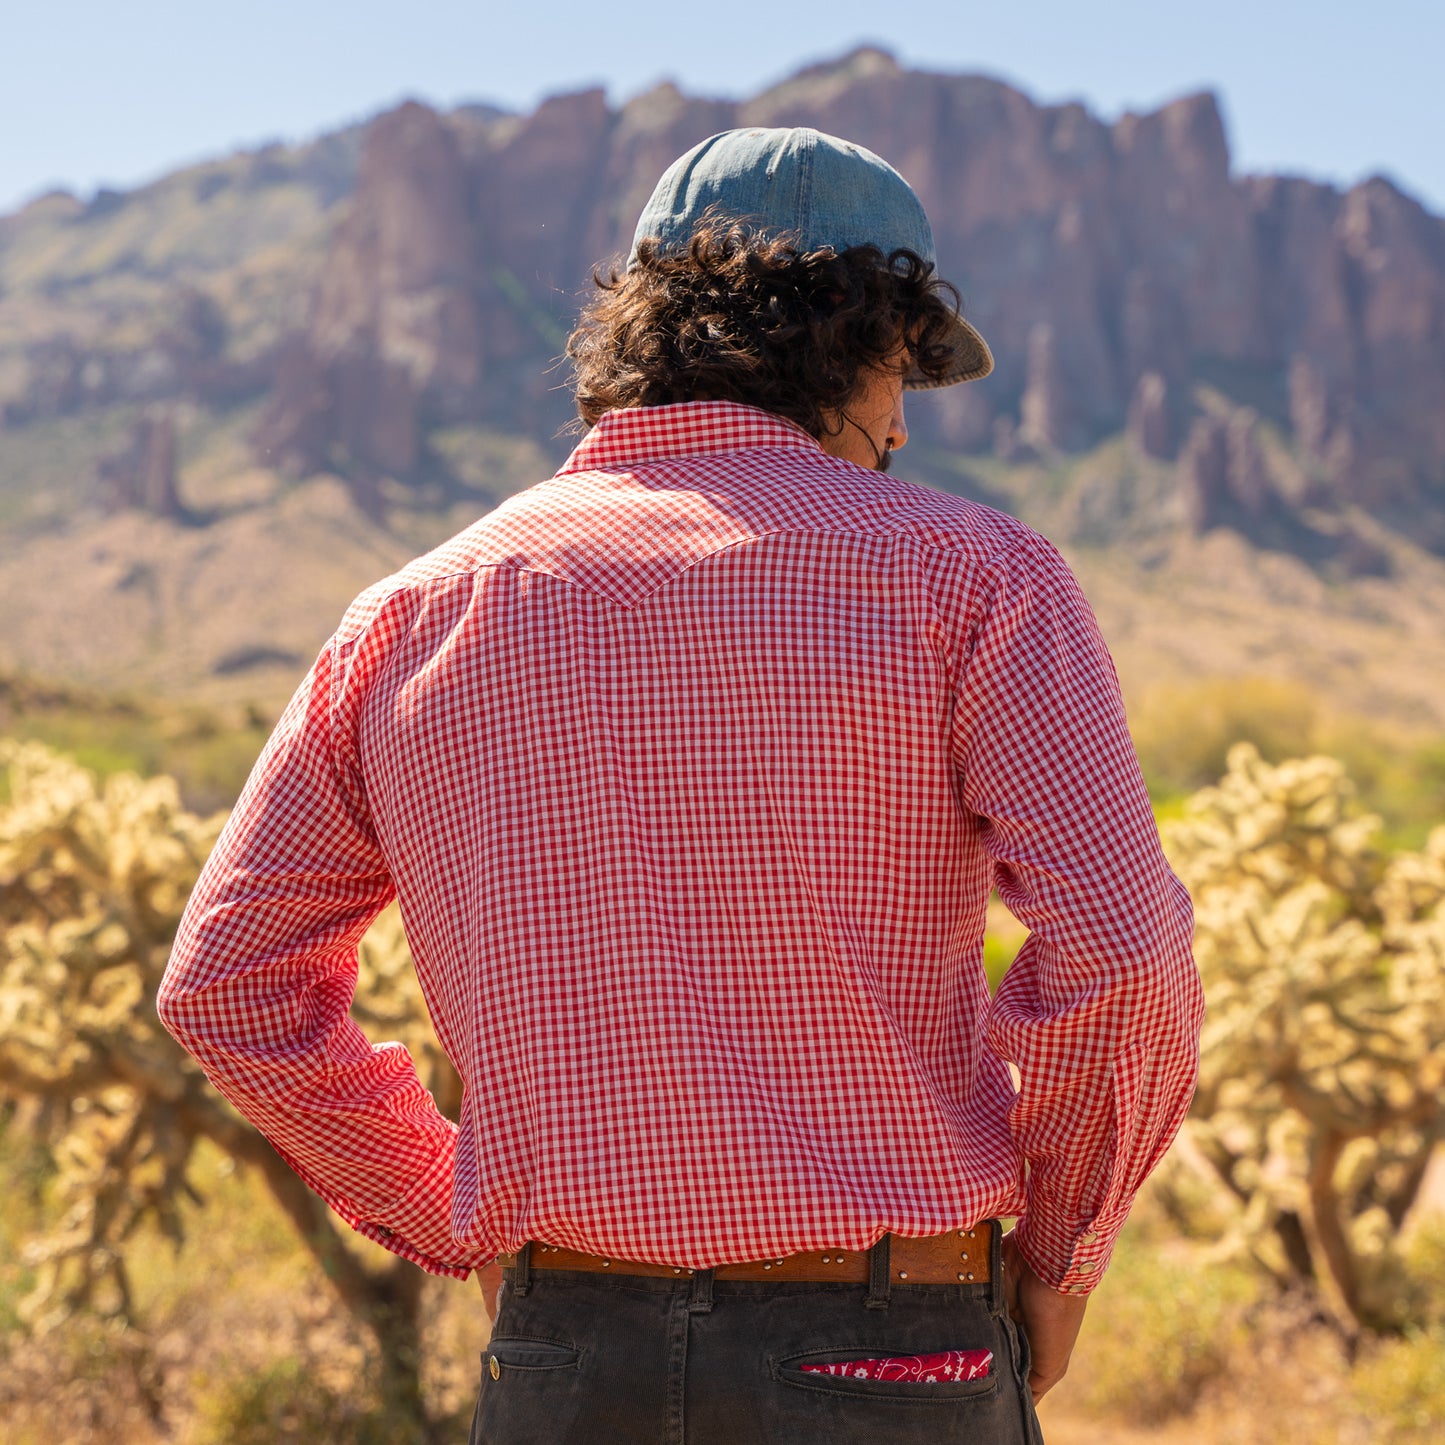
[[160, 127, 1205, 1444]]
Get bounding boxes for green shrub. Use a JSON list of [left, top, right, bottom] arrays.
[[1132, 675, 1320, 798], [195, 1351, 458, 1445], [982, 932, 1020, 992], [0, 1115, 47, 1335], [1400, 1216, 1445, 1331], [194, 1356, 367, 1445], [983, 895, 1028, 992], [1349, 1328, 1445, 1443], [1130, 675, 1445, 848], [1063, 1239, 1260, 1425]]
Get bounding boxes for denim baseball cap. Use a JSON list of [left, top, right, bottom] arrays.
[[627, 127, 993, 389]]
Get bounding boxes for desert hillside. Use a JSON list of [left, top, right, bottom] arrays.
[[2, 46, 1443, 728]]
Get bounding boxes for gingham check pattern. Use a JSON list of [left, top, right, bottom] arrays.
[[159, 401, 1203, 1293]]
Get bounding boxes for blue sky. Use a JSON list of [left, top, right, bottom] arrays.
[[5, 0, 1442, 215]]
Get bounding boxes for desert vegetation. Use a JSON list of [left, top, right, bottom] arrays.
[[1, 720, 1442, 1444], [0, 739, 470, 1440], [1160, 745, 1445, 1335]]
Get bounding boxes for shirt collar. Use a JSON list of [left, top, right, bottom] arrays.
[[557, 401, 822, 475]]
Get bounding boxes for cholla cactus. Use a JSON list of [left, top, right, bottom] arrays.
[[0, 740, 456, 1383], [1165, 743, 1445, 1332], [0, 743, 222, 1327]]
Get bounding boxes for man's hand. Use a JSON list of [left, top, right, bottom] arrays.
[[1001, 1230, 1088, 1403], [476, 1259, 504, 1323]]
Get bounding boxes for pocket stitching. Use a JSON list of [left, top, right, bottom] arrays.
[[486, 1335, 582, 1373]]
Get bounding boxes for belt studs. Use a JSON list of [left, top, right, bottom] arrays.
[[897, 1270, 909, 1280], [601, 1260, 611, 1268]]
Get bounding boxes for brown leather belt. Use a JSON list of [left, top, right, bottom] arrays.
[[499, 1223, 993, 1285]]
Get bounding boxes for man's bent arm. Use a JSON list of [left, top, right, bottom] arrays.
[[929, 530, 1204, 1297], [158, 637, 490, 1279]]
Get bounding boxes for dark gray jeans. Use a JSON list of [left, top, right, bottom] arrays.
[[470, 1242, 1046, 1444]]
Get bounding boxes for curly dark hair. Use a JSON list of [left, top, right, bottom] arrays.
[[566, 218, 963, 441]]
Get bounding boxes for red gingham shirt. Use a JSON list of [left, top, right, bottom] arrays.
[[160, 401, 1202, 1294]]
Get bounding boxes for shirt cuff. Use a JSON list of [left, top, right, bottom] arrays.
[[1013, 1209, 1119, 1297], [306, 1134, 497, 1280]]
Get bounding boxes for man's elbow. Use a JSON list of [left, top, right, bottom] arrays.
[[155, 939, 211, 1048], [1125, 876, 1204, 1042]]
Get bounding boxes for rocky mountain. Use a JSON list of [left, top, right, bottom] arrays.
[[2, 48, 1444, 723], [249, 57, 1445, 556]]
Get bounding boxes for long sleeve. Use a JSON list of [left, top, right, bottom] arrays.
[[937, 532, 1204, 1295], [157, 633, 490, 1279]]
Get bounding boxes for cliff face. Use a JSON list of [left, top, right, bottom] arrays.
[[4, 48, 1444, 554], [253, 102, 483, 487], [246, 49, 1445, 545]]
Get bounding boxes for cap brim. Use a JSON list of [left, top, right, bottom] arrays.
[[904, 315, 994, 390]]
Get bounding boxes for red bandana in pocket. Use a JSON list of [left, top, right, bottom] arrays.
[[800, 1349, 993, 1382]]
